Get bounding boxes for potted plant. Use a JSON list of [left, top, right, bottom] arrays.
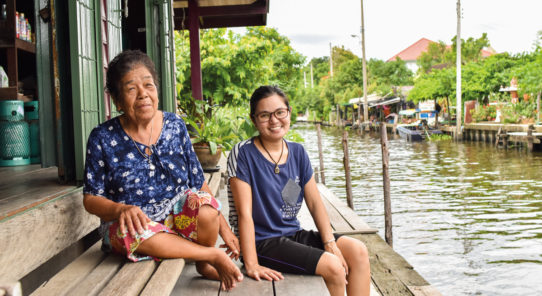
[[180, 99, 238, 169]]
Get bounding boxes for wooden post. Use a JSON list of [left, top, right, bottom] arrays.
[[392, 114, 398, 135], [495, 127, 502, 148], [314, 166, 320, 183], [380, 122, 392, 247], [188, 0, 203, 101], [527, 125, 534, 152], [342, 131, 354, 209], [316, 124, 326, 185], [336, 104, 340, 126]]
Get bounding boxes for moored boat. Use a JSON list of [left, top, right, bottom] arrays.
[[397, 124, 442, 141]]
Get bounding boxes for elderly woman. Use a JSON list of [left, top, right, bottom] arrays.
[[83, 50, 243, 291], [228, 86, 371, 296]]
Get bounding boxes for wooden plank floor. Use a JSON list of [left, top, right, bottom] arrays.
[[0, 165, 75, 221], [315, 183, 442, 296]]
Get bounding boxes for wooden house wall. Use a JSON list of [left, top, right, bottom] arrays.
[[32, 0, 176, 181]]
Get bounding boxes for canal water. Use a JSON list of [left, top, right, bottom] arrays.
[[295, 123, 542, 296]]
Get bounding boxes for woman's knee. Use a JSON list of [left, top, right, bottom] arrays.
[[338, 237, 370, 266], [197, 204, 219, 226], [316, 253, 346, 284]]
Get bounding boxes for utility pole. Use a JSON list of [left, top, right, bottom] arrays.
[[329, 42, 333, 77], [361, 0, 369, 128], [304, 71, 307, 88], [310, 62, 314, 88], [456, 0, 462, 139]]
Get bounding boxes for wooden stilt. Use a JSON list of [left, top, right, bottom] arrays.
[[528, 125, 534, 152], [316, 124, 326, 185], [342, 131, 354, 209], [495, 127, 502, 148], [380, 123, 392, 247]]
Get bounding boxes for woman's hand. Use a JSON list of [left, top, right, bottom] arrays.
[[325, 241, 349, 278], [118, 204, 151, 237], [219, 224, 241, 260], [245, 264, 284, 281]]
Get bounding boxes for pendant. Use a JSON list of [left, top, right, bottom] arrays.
[[274, 165, 280, 174], [149, 159, 155, 171]]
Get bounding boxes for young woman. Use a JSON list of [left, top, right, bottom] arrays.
[[227, 85, 370, 296]]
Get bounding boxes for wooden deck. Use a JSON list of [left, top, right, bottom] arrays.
[[1, 158, 441, 295], [0, 165, 76, 221], [175, 155, 441, 295]]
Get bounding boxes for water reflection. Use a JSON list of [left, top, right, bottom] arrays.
[[295, 123, 542, 296]]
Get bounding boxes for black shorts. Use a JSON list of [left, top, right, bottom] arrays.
[[254, 230, 342, 275]]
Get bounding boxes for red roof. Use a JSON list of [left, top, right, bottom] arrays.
[[481, 48, 495, 58], [387, 38, 434, 62], [388, 38, 497, 62]]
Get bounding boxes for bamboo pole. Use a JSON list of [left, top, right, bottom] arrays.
[[342, 131, 354, 209], [316, 124, 326, 185], [380, 122, 392, 247]]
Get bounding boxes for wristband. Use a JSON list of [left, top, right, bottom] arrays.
[[323, 238, 336, 245]]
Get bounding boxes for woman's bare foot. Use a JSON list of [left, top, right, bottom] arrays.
[[206, 250, 243, 290], [196, 261, 220, 280]]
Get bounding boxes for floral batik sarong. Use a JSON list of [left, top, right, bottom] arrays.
[[107, 190, 220, 262]]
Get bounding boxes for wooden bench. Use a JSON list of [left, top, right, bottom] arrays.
[[0, 164, 224, 296], [26, 170, 225, 296], [170, 156, 329, 295]]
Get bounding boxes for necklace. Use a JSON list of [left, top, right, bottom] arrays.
[[259, 136, 284, 174], [129, 120, 155, 171]]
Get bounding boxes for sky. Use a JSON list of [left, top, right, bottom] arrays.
[[262, 0, 542, 62]]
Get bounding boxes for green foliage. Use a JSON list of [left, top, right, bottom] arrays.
[[175, 28, 305, 108], [371, 58, 413, 85], [183, 102, 238, 155], [491, 101, 537, 124], [408, 67, 455, 103], [452, 33, 491, 64], [417, 33, 490, 73], [410, 50, 538, 107], [513, 49, 542, 95], [418, 41, 453, 73], [428, 133, 452, 141], [469, 105, 497, 122]]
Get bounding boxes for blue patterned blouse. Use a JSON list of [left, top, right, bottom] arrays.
[[83, 112, 204, 222]]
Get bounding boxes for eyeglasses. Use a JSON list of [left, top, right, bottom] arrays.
[[254, 108, 290, 123]]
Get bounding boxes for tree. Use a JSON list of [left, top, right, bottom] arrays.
[[514, 49, 542, 96], [175, 27, 304, 108], [417, 33, 491, 73], [417, 41, 452, 73], [368, 58, 413, 95]]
